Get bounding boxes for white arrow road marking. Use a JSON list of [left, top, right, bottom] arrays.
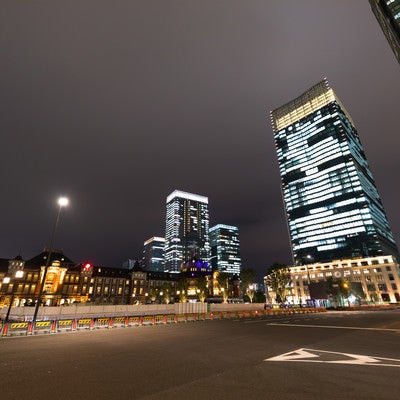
[[265, 348, 400, 367], [266, 348, 320, 362]]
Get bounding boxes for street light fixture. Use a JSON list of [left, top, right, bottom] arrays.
[[31, 196, 69, 328]]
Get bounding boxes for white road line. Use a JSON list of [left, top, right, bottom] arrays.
[[267, 323, 400, 332]]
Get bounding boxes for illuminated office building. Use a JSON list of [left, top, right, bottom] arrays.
[[142, 236, 165, 272], [164, 190, 210, 273], [209, 224, 241, 275], [271, 79, 399, 265], [369, 0, 400, 64]]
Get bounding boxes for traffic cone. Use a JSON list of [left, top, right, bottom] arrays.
[[163, 315, 167, 324], [2, 323, 9, 337], [139, 316, 143, 326], [72, 318, 77, 331], [50, 320, 57, 334], [109, 317, 114, 328], [125, 316, 129, 327], [90, 318, 95, 330], [27, 321, 34, 335]]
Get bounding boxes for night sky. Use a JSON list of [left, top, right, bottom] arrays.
[[1, 1, 399, 280]]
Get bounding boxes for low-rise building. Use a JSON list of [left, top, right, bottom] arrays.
[[264, 255, 400, 306]]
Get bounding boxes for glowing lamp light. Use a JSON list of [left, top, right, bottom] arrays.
[[58, 197, 69, 207], [83, 263, 92, 270], [15, 270, 24, 279]]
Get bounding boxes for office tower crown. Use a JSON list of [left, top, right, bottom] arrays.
[[271, 79, 354, 132], [166, 190, 208, 205]]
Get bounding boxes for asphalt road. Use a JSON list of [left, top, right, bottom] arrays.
[[1, 310, 400, 400]]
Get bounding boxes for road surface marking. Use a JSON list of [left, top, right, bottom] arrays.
[[265, 348, 400, 367], [267, 322, 400, 332]]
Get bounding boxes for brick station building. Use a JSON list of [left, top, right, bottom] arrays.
[[0, 249, 177, 308], [0, 249, 243, 310]]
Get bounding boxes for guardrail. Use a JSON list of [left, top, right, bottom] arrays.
[[0, 307, 326, 337]]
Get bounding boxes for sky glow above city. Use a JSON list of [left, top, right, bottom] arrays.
[[1, 1, 399, 279]]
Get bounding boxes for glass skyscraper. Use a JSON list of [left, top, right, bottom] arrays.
[[142, 236, 165, 272], [271, 79, 399, 265], [209, 224, 241, 275], [369, 0, 400, 64], [164, 190, 210, 273]]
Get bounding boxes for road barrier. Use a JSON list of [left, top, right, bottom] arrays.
[[0, 307, 326, 337]]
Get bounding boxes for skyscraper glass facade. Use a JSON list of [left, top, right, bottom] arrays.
[[369, 0, 400, 64], [209, 224, 241, 275], [164, 190, 210, 273], [142, 236, 165, 272], [271, 79, 399, 265]]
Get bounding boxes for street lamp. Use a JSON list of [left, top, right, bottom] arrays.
[[32, 197, 69, 327]]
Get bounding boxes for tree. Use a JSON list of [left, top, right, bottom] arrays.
[[264, 263, 291, 303], [161, 283, 172, 304], [196, 276, 208, 303], [216, 272, 230, 303], [177, 278, 189, 302], [246, 285, 255, 303], [240, 268, 256, 299], [148, 288, 157, 303]]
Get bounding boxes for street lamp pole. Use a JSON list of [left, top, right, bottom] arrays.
[[32, 197, 69, 327]]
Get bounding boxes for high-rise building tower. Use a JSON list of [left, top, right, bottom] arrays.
[[369, 0, 400, 64], [164, 190, 210, 273], [271, 79, 399, 265], [142, 236, 165, 272], [209, 224, 241, 275]]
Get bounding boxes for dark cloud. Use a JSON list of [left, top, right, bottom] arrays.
[[1, 1, 399, 280]]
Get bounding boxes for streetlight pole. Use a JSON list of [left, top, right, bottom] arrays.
[[32, 197, 69, 328]]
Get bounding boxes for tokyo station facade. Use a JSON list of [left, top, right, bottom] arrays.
[[0, 249, 176, 308], [0, 249, 239, 309]]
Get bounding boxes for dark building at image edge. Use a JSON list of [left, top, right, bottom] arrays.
[[369, 0, 400, 64]]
